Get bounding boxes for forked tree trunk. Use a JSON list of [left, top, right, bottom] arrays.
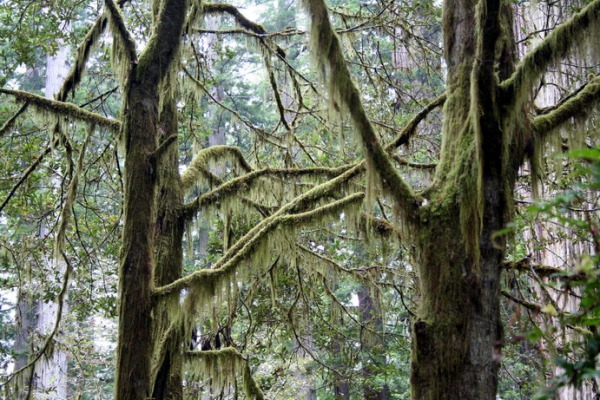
[[409, 0, 517, 397]]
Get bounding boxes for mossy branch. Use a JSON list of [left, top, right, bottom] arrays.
[[0, 89, 121, 132], [501, 257, 563, 277], [500, 0, 600, 106], [302, 0, 421, 217], [57, 13, 109, 100], [182, 164, 352, 217], [181, 145, 254, 190], [385, 93, 446, 150], [105, 0, 138, 64], [186, 347, 265, 400], [204, 3, 267, 34], [156, 192, 364, 298], [531, 76, 600, 140]]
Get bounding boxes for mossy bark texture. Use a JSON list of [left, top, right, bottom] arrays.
[[115, 1, 188, 399]]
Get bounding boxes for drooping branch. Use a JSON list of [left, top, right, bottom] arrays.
[[185, 347, 265, 400], [155, 192, 364, 298], [302, 0, 421, 217], [531, 76, 600, 139], [500, 0, 600, 106], [0, 129, 89, 389], [105, 0, 138, 64], [204, 3, 267, 34], [57, 14, 108, 100], [0, 89, 121, 132]]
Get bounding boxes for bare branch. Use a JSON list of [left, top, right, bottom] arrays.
[[0, 103, 28, 139]]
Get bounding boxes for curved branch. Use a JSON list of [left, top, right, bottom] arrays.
[[302, 0, 421, 217], [0, 141, 55, 215], [0, 103, 28, 139], [500, 0, 600, 105], [182, 164, 352, 217], [181, 145, 254, 191], [0, 88, 121, 132], [531, 76, 600, 140], [155, 192, 364, 298]]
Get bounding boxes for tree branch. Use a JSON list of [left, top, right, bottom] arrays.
[[531, 76, 600, 139], [185, 347, 265, 400], [155, 192, 364, 298], [105, 0, 138, 64], [57, 13, 109, 101], [0, 88, 121, 131], [302, 0, 421, 217], [182, 164, 352, 217], [0, 103, 28, 139], [500, 0, 600, 106]]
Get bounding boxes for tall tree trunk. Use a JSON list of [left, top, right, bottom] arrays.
[[32, 39, 71, 400], [358, 285, 390, 400], [115, 1, 188, 398], [409, 0, 516, 397]]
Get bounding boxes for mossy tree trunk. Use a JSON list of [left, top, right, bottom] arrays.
[[409, 0, 516, 397], [115, 1, 188, 399]]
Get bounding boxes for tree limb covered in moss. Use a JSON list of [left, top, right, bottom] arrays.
[[156, 192, 364, 298], [302, 0, 421, 217], [0, 89, 121, 131], [386, 93, 446, 149], [182, 164, 353, 216], [105, 0, 138, 64], [501, 257, 563, 277], [186, 347, 265, 400], [181, 145, 254, 190], [57, 13, 109, 101], [531, 76, 600, 139], [393, 155, 437, 169], [500, 0, 600, 106]]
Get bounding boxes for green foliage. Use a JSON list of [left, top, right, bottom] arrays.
[[523, 148, 600, 398]]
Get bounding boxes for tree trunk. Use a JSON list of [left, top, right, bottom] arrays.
[[409, 0, 515, 396], [114, 1, 187, 398], [151, 87, 185, 400]]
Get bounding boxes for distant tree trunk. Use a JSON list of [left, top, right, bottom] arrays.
[[358, 285, 390, 400], [32, 39, 71, 400]]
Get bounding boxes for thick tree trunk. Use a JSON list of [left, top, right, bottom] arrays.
[[409, 0, 514, 396]]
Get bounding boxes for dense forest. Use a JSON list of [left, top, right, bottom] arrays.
[[0, 0, 599, 399]]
